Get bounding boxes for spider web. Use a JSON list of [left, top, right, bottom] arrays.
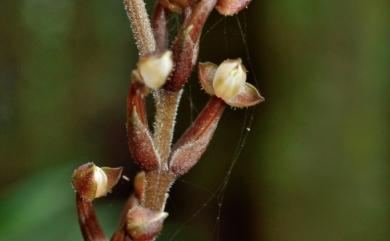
[[167, 13, 259, 241]]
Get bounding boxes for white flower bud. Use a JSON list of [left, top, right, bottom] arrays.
[[93, 166, 109, 198], [212, 59, 246, 101], [126, 206, 168, 241], [72, 163, 123, 201], [137, 51, 173, 89]]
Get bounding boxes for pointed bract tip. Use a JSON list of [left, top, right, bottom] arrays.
[[198, 62, 217, 95], [128, 110, 161, 171], [225, 82, 265, 108]]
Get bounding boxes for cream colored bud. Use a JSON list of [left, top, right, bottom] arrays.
[[72, 163, 123, 201], [137, 51, 173, 89], [93, 166, 109, 198], [126, 206, 168, 241], [213, 59, 246, 101]]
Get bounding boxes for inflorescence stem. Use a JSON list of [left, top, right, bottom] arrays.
[[124, 0, 156, 55], [73, 0, 262, 241]]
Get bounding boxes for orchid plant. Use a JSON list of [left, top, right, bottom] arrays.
[[71, 0, 263, 240]]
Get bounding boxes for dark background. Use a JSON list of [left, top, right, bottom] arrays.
[[0, 0, 389, 241]]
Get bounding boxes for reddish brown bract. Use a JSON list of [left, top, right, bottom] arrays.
[[127, 81, 161, 171], [169, 97, 225, 175], [128, 110, 161, 171], [164, 0, 218, 91]]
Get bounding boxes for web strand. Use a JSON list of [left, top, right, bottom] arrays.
[[169, 13, 258, 241], [211, 14, 258, 241]]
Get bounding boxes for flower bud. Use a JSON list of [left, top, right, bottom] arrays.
[[198, 59, 264, 108], [93, 166, 108, 198], [213, 58, 246, 101], [216, 0, 251, 16], [126, 206, 168, 241], [137, 50, 173, 89], [72, 163, 123, 201]]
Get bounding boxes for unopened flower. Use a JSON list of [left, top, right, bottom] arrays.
[[93, 166, 108, 198], [216, 0, 252, 16], [126, 206, 168, 241], [213, 59, 247, 100], [137, 50, 173, 89], [198, 59, 264, 108], [72, 163, 123, 201]]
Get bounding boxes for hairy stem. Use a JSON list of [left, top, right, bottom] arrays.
[[153, 90, 182, 163], [134, 0, 217, 217], [124, 0, 156, 55], [140, 90, 182, 212], [142, 170, 175, 211]]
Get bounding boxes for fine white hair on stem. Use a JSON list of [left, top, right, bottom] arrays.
[[124, 0, 156, 56]]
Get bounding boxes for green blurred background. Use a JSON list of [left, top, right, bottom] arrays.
[[0, 0, 389, 241]]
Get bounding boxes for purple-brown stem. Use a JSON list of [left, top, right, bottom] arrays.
[[141, 90, 181, 212], [76, 194, 107, 241], [142, 170, 175, 211], [152, 90, 182, 163]]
